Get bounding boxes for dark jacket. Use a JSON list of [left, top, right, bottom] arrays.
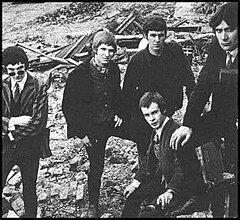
[[62, 57, 123, 139], [135, 119, 185, 195], [183, 37, 238, 142], [2, 73, 51, 158]]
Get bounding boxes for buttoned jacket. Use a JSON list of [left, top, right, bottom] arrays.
[[62, 57, 123, 139], [2, 72, 51, 158]]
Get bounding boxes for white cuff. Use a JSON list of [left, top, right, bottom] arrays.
[[8, 132, 15, 141], [132, 179, 141, 188]]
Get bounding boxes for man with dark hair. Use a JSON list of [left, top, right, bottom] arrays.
[[62, 29, 125, 218], [170, 2, 238, 217], [2, 46, 51, 217], [121, 15, 195, 159], [121, 92, 191, 218]]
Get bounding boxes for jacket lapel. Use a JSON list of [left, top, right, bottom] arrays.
[[2, 77, 12, 115], [19, 73, 36, 114]]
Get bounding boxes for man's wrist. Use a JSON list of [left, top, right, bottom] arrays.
[[166, 189, 175, 195]]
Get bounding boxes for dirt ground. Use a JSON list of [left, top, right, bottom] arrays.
[[2, 2, 214, 218]]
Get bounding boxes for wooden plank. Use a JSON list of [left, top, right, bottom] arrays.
[[45, 44, 70, 54], [17, 43, 77, 66], [118, 16, 136, 34], [56, 33, 93, 59], [171, 18, 188, 27], [133, 20, 143, 30], [62, 35, 85, 59], [168, 25, 202, 32], [115, 12, 135, 33]]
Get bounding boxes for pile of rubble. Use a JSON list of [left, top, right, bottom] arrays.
[[2, 132, 138, 218], [32, 2, 104, 25]]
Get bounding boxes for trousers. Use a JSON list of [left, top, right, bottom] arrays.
[[2, 145, 39, 218]]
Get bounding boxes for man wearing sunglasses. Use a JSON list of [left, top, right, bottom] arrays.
[[2, 46, 51, 217]]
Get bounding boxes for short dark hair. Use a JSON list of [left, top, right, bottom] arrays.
[[2, 46, 29, 69], [143, 15, 167, 36], [209, 2, 238, 30], [139, 92, 167, 114]]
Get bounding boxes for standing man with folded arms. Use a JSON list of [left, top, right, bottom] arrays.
[[2, 46, 50, 218], [170, 2, 238, 217]]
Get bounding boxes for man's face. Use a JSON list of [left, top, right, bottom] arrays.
[[94, 43, 115, 67], [215, 20, 238, 52], [6, 62, 27, 83], [141, 102, 165, 130], [147, 30, 166, 55]]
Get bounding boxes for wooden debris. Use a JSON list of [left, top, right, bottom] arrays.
[[115, 12, 136, 34], [131, 162, 139, 173], [17, 43, 76, 65], [52, 167, 63, 176], [11, 196, 25, 217], [55, 33, 93, 60], [38, 192, 48, 203], [76, 183, 85, 202], [168, 25, 201, 32], [59, 186, 69, 201]]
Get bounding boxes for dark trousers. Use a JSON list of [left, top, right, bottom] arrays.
[[85, 122, 131, 206], [2, 147, 39, 218], [178, 114, 237, 217], [121, 179, 164, 218]]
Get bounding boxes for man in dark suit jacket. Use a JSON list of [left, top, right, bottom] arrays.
[[62, 29, 127, 217], [121, 92, 191, 218], [170, 2, 238, 217], [2, 46, 51, 217], [121, 15, 195, 164]]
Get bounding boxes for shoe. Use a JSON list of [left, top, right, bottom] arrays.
[[87, 204, 99, 218]]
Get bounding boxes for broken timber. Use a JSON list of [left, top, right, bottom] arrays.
[[17, 43, 78, 66]]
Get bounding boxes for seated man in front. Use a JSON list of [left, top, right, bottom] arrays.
[[121, 92, 192, 218]]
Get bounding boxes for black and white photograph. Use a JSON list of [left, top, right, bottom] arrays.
[[2, 2, 238, 218]]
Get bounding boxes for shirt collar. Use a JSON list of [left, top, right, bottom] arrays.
[[155, 116, 170, 138], [11, 72, 28, 92], [91, 57, 109, 75], [227, 47, 238, 60]]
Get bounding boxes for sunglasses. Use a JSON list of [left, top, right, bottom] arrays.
[[8, 70, 25, 77]]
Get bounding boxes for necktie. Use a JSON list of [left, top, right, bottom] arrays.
[[226, 52, 233, 69], [14, 83, 20, 102], [153, 134, 160, 159]]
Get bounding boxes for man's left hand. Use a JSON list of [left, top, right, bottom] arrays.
[[156, 190, 173, 209], [113, 115, 123, 127]]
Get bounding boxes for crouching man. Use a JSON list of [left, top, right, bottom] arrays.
[[121, 92, 191, 218]]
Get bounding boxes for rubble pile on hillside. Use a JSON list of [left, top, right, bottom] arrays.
[[32, 2, 104, 25], [2, 130, 137, 217]]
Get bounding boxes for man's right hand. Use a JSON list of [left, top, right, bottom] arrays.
[[170, 126, 193, 150], [124, 180, 140, 198], [124, 184, 136, 198]]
